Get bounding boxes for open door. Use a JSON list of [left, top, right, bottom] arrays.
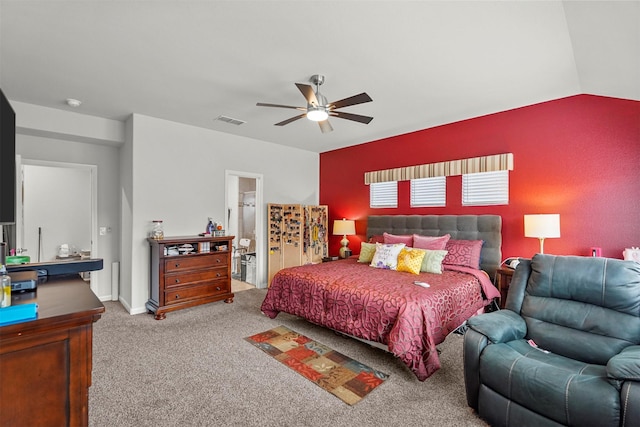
[[225, 170, 265, 288]]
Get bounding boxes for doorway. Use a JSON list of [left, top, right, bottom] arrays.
[[225, 170, 265, 289], [16, 158, 98, 292]]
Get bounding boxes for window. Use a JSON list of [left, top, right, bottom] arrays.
[[370, 181, 397, 208], [410, 176, 446, 207], [462, 170, 509, 206]]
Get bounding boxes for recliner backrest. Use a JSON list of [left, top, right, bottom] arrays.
[[515, 254, 640, 365]]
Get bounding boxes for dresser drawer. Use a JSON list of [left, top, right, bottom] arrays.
[[165, 281, 229, 305], [164, 266, 227, 288], [164, 253, 227, 272]]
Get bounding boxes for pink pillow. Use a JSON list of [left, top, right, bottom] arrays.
[[443, 239, 483, 269], [383, 232, 413, 247], [413, 234, 451, 250]]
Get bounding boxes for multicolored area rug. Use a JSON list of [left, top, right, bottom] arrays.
[[245, 325, 389, 405]]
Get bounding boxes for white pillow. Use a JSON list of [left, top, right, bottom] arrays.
[[370, 243, 405, 270]]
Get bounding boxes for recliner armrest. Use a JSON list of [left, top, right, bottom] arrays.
[[608, 345, 640, 381], [467, 309, 527, 343]]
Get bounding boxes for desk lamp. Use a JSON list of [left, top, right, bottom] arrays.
[[524, 214, 560, 254], [333, 219, 356, 258]]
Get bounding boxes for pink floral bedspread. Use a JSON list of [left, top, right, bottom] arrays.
[[260, 258, 499, 381]]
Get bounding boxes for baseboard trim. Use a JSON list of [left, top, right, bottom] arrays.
[[117, 296, 147, 315]]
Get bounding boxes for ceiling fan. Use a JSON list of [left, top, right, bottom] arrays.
[[256, 74, 373, 133]]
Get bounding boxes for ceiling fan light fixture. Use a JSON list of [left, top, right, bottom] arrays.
[[257, 75, 373, 132], [306, 106, 328, 122]]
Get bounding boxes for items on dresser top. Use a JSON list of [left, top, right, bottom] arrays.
[[146, 235, 234, 320], [7, 270, 38, 292]]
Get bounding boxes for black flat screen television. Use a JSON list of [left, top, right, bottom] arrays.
[[0, 88, 16, 224]]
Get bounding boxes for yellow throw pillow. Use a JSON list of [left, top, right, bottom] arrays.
[[358, 242, 377, 263], [396, 247, 427, 275]]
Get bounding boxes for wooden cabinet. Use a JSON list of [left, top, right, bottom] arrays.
[[495, 266, 514, 308], [267, 204, 328, 285], [0, 275, 104, 427], [146, 235, 234, 320]]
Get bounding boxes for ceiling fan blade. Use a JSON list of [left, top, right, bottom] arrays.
[[256, 102, 305, 111], [329, 92, 373, 110], [295, 83, 319, 106], [318, 120, 333, 133], [275, 114, 307, 126], [330, 110, 374, 124]]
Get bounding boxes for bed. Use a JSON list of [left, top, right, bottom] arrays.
[[260, 215, 502, 381]]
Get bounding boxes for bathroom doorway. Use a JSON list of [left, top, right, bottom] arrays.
[[225, 170, 265, 289], [15, 158, 98, 292]]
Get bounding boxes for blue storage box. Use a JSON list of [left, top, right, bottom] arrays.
[[0, 303, 38, 326]]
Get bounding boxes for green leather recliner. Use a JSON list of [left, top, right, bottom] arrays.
[[464, 254, 640, 427]]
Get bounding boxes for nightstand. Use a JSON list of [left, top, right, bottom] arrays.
[[495, 267, 514, 309]]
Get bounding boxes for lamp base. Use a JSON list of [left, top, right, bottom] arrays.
[[339, 247, 352, 259], [339, 235, 350, 258]]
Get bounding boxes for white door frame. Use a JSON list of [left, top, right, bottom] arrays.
[[16, 157, 99, 293], [224, 170, 265, 288]]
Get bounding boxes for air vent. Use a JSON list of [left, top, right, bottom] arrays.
[[215, 115, 246, 126]]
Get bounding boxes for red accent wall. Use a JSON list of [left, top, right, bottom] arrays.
[[320, 95, 640, 260]]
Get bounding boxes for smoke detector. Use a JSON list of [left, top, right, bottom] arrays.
[[66, 98, 82, 107]]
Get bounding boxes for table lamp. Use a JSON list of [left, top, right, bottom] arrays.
[[333, 219, 356, 258], [524, 214, 560, 254]]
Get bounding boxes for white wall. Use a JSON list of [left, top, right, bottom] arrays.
[[22, 164, 92, 262], [11, 101, 319, 314], [122, 114, 319, 313]]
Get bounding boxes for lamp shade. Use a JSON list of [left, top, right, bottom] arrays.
[[333, 219, 356, 236], [524, 214, 561, 238]]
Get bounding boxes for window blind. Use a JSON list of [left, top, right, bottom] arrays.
[[410, 176, 446, 207], [370, 181, 398, 208], [462, 170, 509, 206]]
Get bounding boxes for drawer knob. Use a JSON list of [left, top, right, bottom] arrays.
[[216, 259, 221, 263], [175, 279, 180, 283], [175, 294, 180, 299], [175, 263, 180, 268], [216, 273, 221, 277], [216, 286, 221, 291]]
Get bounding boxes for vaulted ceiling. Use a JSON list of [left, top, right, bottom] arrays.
[[1, 1, 638, 153]]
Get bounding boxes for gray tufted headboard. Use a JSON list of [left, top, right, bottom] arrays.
[[367, 215, 502, 280]]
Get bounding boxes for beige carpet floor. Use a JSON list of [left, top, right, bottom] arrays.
[[89, 288, 488, 427]]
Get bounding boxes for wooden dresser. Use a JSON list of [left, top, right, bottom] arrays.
[[0, 274, 104, 427], [146, 235, 234, 320]]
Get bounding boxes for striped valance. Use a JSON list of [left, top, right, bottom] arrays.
[[364, 153, 514, 185]]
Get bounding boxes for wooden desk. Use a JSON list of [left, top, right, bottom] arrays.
[[0, 274, 105, 426]]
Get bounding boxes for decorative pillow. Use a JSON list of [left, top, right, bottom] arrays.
[[370, 243, 405, 270], [383, 232, 413, 247], [443, 239, 483, 269], [413, 234, 451, 250], [419, 249, 448, 274], [368, 235, 384, 244], [396, 247, 427, 275], [358, 242, 377, 263]]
